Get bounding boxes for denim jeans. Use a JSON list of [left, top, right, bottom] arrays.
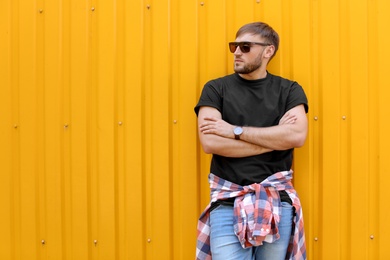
[[209, 202, 293, 260]]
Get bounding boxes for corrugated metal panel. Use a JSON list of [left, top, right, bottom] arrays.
[[1, 0, 389, 259]]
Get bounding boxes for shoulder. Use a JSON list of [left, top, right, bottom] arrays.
[[268, 73, 306, 97], [200, 74, 238, 96], [268, 73, 298, 88], [205, 73, 237, 87]]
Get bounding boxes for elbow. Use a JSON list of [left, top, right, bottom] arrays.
[[294, 139, 306, 148], [199, 134, 218, 154], [292, 133, 307, 148], [201, 143, 214, 154]]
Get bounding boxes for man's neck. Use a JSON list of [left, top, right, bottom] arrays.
[[239, 69, 267, 80]]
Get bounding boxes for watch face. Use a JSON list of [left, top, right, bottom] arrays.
[[234, 127, 243, 135]]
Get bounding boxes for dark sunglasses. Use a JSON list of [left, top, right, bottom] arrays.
[[229, 42, 271, 53]]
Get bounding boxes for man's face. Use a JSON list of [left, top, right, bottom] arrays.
[[232, 33, 268, 74]]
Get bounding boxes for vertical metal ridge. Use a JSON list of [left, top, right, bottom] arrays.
[[366, 1, 380, 259]]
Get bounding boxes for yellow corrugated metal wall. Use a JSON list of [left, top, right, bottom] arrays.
[[1, 0, 390, 259]]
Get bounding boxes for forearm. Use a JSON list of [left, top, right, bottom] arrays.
[[240, 124, 306, 150], [199, 132, 272, 157], [240, 106, 308, 150]]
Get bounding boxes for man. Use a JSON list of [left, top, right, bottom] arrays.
[[194, 22, 308, 260]]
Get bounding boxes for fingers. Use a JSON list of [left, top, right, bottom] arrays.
[[200, 116, 218, 129], [279, 113, 297, 125], [202, 116, 218, 122], [199, 117, 232, 138], [199, 123, 210, 132], [199, 120, 215, 133]]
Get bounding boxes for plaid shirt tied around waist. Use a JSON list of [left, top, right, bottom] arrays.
[[196, 171, 306, 260]]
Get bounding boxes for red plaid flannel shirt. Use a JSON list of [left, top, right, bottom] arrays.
[[196, 171, 306, 260]]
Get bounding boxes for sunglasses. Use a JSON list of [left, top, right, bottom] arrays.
[[228, 42, 271, 53]]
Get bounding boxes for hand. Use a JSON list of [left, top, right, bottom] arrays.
[[279, 112, 297, 125], [199, 116, 234, 138]]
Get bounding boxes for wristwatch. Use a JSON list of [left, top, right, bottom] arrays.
[[233, 126, 243, 140]]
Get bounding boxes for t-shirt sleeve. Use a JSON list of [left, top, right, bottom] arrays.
[[286, 82, 309, 113], [194, 81, 223, 116]]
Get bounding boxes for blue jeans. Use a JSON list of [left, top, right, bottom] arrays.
[[209, 202, 293, 260]]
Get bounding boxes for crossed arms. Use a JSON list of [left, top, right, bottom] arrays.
[[197, 104, 308, 158]]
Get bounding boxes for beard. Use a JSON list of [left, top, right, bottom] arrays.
[[234, 52, 263, 74]]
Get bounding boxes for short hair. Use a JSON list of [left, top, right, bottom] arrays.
[[236, 22, 279, 58]]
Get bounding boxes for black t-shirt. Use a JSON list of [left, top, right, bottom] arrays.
[[194, 72, 308, 188]]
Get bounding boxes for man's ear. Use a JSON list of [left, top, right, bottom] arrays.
[[264, 45, 275, 59]]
